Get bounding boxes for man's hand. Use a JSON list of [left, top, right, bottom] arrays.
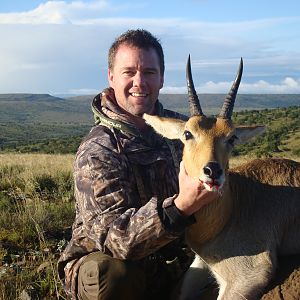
[[174, 161, 218, 216]]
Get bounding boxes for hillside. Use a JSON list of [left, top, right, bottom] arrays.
[[0, 93, 299, 156], [0, 93, 92, 124], [66, 93, 300, 115], [1, 93, 300, 124], [161, 93, 300, 114]]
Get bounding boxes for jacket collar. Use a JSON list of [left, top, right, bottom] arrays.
[[91, 89, 164, 138]]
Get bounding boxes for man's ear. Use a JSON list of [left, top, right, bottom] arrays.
[[143, 114, 185, 140], [108, 69, 114, 87], [235, 125, 265, 145], [159, 75, 164, 89]]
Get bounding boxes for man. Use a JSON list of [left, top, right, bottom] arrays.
[[58, 29, 217, 300]]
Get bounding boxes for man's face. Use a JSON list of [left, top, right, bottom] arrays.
[[108, 44, 164, 116]]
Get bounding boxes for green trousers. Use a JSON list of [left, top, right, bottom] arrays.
[[77, 252, 300, 300], [77, 252, 181, 300]]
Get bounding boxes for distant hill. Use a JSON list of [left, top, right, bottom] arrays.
[[66, 93, 300, 115], [0, 93, 299, 154], [0, 93, 93, 150], [0, 93, 64, 102], [160, 93, 300, 114], [0, 93, 93, 124], [1, 93, 299, 124]]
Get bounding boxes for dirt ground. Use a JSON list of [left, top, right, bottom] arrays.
[[198, 254, 300, 299]]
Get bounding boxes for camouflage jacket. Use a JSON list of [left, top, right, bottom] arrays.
[[58, 90, 195, 298]]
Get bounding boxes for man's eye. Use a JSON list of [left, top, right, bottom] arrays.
[[183, 130, 193, 140], [227, 135, 238, 146], [123, 71, 134, 75]]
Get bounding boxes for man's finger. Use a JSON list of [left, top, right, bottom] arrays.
[[179, 161, 188, 175]]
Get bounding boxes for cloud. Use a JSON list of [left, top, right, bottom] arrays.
[[0, 0, 118, 24], [0, 1, 299, 94], [241, 77, 300, 94], [1, 1, 298, 29], [162, 77, 300, 94], [283, 77, 298, 88], [67, 88, 100, 95]]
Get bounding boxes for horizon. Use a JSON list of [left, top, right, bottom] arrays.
[[0, 0, 300, 95], [2, 92, 300, 97]]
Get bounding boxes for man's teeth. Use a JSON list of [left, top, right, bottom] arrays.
[[131, 93, 147, 97]]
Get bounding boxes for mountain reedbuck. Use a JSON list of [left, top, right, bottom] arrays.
[[143, 57, 300, 300]]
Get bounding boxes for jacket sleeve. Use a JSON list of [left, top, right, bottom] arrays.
[[73, 129, 192, 260]]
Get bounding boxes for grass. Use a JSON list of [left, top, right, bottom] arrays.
[[0, 152, 299, 299], [229, 154, 300, 169], [0, 154, 75, 299]]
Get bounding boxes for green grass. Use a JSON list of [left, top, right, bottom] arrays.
[[232, 106, 300, 158]]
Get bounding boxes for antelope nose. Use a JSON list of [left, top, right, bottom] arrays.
[[203, 162, 223, 179]]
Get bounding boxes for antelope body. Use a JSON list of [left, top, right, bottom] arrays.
[[143, 57, 300, 299]]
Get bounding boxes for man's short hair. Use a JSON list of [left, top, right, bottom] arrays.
[[108, 29, 165, 75]]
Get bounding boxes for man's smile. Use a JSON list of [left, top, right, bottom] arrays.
[[130, 92, 148, 97]]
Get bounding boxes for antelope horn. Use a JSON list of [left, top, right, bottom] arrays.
[[186, 55, 204, 116], [219, 58, 243, 119]]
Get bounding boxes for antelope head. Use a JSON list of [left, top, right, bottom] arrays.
[[143, 56, 265, 192]]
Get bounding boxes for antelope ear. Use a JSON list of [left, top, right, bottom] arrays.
[[234, 125, 265, 145], [143, 113, 186, 140]]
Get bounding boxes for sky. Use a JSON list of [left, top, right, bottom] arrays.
[[0, 0, 300, 95]]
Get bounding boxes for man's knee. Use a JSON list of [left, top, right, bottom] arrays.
[[77, 252, 145, 300]]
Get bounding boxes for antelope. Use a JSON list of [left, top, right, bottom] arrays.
[[143, 57, 300, 300]]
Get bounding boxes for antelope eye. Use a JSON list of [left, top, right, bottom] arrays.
[[183, 130, 193, 140], [227, 135, 238, 146]]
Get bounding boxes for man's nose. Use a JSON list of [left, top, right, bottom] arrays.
[[133, 72, 145, 86]]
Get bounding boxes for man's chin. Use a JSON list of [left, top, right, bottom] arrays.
[[132, 110, 149, 117], [128, 105, 155, 117]]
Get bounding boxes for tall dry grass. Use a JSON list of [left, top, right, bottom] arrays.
[[0, 153, 299, 299], [230, 154, 300, 169], [0, 153, 75, 299]]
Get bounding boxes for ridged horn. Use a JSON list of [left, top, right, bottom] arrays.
[[218, 58, 243, 119], [186, 55, 204, 116]]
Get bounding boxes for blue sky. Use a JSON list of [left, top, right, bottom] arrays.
[[0, 0, 300, 95]]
